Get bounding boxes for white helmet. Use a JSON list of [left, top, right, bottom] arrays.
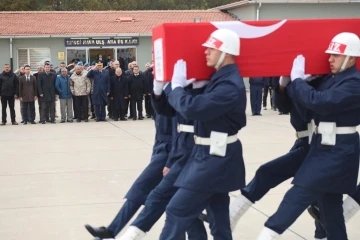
[[202, 28, 240, 56], [325, 32, 360, 57], [202, 28, 240, 69]]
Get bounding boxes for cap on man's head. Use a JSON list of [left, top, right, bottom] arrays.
[[50, 63, 54, 67], [77, 61, 84, 66], [96, 62, 103, 66], [84, 62, 89, 66]]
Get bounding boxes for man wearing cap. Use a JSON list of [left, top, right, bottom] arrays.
[[256, 32, 360, 240], [87, 62, 110, 121], [156, 28, 246, 240]]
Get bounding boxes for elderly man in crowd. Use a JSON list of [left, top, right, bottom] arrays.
[[71, 65, 91, 122]]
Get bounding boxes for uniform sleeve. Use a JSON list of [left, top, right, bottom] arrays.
[[287, 78, 360, 114], [106, 74, 110, 93], [85, 76, 91, 94], [168, 81, 240, 121], [273, 85, 292, 113], [151, 83, 176, 117]]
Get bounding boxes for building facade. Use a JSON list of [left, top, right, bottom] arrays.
[[0, 10, 235, 72]]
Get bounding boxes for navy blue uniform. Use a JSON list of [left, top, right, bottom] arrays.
[[128, 83, 207, 239], [249, 77, 264, 115], [106, 113, 176, 236], [315, 183, 360, 239], [159, 64, 247, 240], [241, 83, 311, 202], [264, 66, 360, 240], [87, 70, 110, 120]]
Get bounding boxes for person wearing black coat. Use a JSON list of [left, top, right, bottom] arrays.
[[110, 68, 129, 121], [128, 65, 146, 120], [37, 63, 57, 124], [143, 65, 154, 118], [0, 64, 19, 125]]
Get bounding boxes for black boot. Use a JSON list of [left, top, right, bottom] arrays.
[[198, 213, 209, 223], [307, 204, 322, 224], [84, 224, 114, 239]]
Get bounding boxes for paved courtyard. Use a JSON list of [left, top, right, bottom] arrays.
[[0, 93, 359, 240]]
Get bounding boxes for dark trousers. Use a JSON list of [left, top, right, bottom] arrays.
[[144, 95, 153, 117], [113, 109, 125, 120], [107, 200, 142, 236], [89, 94, 95, 117], [107, 96, 113, 116], [125, 98, 131, 117], [132, 177, 207, 239], [1, 96, 16, 123], [95, 104, 106, 120], [21, 102, 36, 121], [159, 188, 232, 240], [130, 98, 143, 118], [263, 86, 273, 108], [265, 186, 347, 240], [72, 95, 77, 119], [40, 101, 55, 122], [22, 101, 35, 122], [241, 139, 308, 203], [314, 183, 360, 239], [250, 86, 262, 115], [75, 95, 88, 120]]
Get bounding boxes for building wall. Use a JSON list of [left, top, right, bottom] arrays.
[[0, 39, 11, 69], [3, 36, 151, 72], [228, 5, 256, 21], [229, 3, 360, 20], [137, 36, 152, 70], [12, 38, 65, 70]]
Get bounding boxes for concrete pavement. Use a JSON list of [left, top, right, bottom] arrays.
[[0, 94, 359, 240]]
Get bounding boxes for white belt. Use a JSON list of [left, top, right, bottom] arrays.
[[194, 134, 238, 145], [315, 126, 357, 134], [296, 130, 309, 139], [177, 124, 194, 133]]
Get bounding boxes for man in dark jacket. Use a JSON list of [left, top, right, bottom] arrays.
[[143, 64, 154, 118], [37, 63, 57, 124], [249, 77, 264, 116], [19, 65, 37, 124], [128, 65, 146, 120], [0, 63, 19, 125], [110, 68, 129, 121]]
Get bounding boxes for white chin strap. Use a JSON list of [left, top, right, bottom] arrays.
[[340, 55, 350, 72], [215, 52, 226, 70]]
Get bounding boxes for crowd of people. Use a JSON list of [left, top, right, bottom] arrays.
[[0, 59, 155, 125]]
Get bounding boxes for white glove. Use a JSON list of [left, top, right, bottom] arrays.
[[153, 80, 164, 95], [291, 55, 306, 81], [192, 80, 209, 89], [171, 59, 195, 90], [279, 76, 290, 87]]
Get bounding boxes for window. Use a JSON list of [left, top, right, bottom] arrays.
[[18, 48, 51, 72], [66, 49, 87, 65], [116, 48, 137, 71]]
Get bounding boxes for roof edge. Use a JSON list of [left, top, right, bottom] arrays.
[[0, 33, 153, 38], [212, 0, 355, 10], [0, 9, 224, 14]]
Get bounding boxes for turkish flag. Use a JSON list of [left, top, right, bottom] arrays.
[[152, 19, 360, 81]]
